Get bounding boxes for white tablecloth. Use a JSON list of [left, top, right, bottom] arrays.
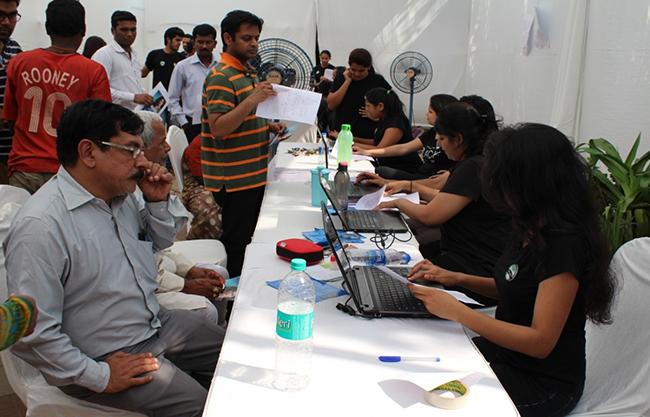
[[268, 141, 375, 182], [203, 177, 519, 417], [204, 242, 517, 416]]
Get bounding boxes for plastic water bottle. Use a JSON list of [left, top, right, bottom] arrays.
[[345, 249, 411, 266], [337, 124, 353, 165], [334, 162, 350, 212], [274, 258, 316, 391]]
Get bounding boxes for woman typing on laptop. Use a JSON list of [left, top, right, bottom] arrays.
[[373, 101, 512, 306], [406, 124, 617, 417]]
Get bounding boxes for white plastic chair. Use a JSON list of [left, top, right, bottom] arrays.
[[167, 125, 189, 193], [0, 185, 144, 416], [569, 237, 650, 416]]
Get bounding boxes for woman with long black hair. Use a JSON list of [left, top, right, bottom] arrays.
[[375, 101, 511, 305], [406, 123, 617, 417]]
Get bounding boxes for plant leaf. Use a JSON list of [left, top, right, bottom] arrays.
[[590, 138, 623, 161], [631, 149, 650, 173], [624, 133, 642, 166], [591, 168, 623, 203]]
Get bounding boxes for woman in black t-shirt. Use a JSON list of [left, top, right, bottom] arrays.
[[405, 124, 617, 417], [353, 93, 458, 180], [327, 48, 392, 140], [351, 87, 422, 174], [375, 102, 511, 306]]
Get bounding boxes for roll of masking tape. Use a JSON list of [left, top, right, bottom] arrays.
[[424, 379, 470, 410], [423, 372, 487, 410]]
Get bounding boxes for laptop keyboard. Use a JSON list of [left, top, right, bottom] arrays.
[[370, 267, 428, 312], [347, 210, 382, 228], [348, 182, 380, 198], [348, 183, 364, 197]]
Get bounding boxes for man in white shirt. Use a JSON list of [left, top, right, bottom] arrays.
[[168, 24, 219, 142], [92, 10, 152, 110], [135, 110, 229, 326]]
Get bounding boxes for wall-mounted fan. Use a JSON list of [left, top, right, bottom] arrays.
[[248, 38, 314, 90], [390, 51, 433, 125]]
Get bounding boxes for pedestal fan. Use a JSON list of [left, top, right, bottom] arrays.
[[389, 51, 433, 125], [248, 38, 314, 90]]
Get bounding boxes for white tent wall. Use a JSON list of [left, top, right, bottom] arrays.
[[142, 0, 317, 76], [465, 1, 577, 133], [466, 0, 650, 154], [12, 0, 146, 59], [8, 0, 650, 155], [579, 1, 650, 155], [316, 0, 472, 128]]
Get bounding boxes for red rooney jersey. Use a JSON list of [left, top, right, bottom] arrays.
[[3, 49, 111, 173]]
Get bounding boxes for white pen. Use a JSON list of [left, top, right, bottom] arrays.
[[378, 356, 441, 363]]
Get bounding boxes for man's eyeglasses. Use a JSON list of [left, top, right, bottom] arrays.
[[93, 141, 144, 160], [0, 11, 21, 22]]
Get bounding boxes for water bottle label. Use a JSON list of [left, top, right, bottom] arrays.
[[276, 310, 314, 340]]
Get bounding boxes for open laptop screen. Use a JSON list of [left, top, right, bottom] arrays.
[[322, 201, 350, 271]]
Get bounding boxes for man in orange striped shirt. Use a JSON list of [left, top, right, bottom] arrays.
[[201, 10, 285, 277]]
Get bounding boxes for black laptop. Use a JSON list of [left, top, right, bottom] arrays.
[[321, 202, 433, 318], [348, 181, 381, 199], [320, 177, 409, 233]]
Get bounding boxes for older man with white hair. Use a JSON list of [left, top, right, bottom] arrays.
[[136, 110, 229, 326]]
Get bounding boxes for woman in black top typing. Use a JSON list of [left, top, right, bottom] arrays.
[[353, 93, 458, 180], [375, 102, 512, 305], [352, 87, 423, 174], [406, 124, 617, 417]]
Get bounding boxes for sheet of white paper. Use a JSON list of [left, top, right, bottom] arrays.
[[382, 192, 420, 205], [521, 8, 549, 56], [135, 81, 169, 114], [306, 262, 343, 282], [376, 265, 423, 286], [532, 7, 550, 51], [355, 186, 420, 210], [445, 290, 483, 306], [351, 154, 374, 161], [355, 185, 385, 210], [324, 69, 334, 81], [521, 14, 535, 56], [376, 266, 483, 306], [256, 84, 321, 125]]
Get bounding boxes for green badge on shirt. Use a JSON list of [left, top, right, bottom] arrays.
[[505, 264, 519, 282]]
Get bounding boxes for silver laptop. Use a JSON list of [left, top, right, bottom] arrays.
[[321, 202, 433, 318], [320, 177, 409, 233]]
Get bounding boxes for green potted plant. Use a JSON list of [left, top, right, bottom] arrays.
[[578, 134, 650, 253]]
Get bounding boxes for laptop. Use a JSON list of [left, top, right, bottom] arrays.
[[320, 177, 409, 233], [348, 181, 381, 199], [321, 202, 433, 318]]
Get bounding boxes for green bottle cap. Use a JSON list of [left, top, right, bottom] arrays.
[[341, 124, 351, 131], [290, 258, 307, 271]]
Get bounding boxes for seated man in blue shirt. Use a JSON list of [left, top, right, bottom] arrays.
[[4, 99, 225, 416]]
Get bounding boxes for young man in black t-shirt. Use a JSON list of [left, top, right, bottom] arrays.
[[142, 26, 185, 90]]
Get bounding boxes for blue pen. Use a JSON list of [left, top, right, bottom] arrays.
[[379, 356, 441, 363]]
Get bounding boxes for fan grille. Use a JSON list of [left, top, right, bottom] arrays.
[[390, 51, 433, 94], [248, 38, 314, 90]]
